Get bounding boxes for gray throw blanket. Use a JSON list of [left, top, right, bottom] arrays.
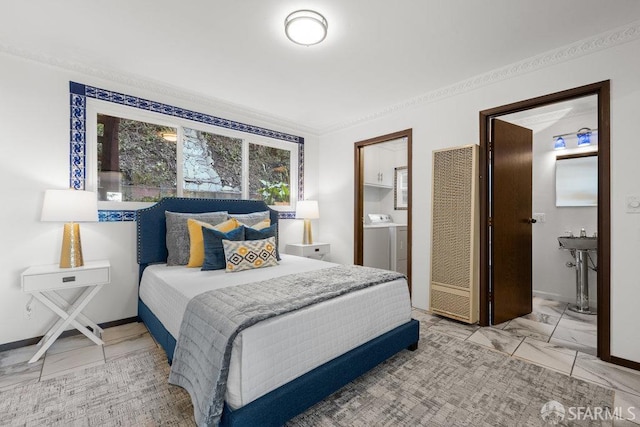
[[168, 265, 405, 426]]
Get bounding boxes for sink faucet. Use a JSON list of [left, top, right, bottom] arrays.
[[580, 228, 587, 237]]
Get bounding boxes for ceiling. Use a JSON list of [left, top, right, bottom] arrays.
[[2, 1, 640, 135], [501, 96, 597, 134]]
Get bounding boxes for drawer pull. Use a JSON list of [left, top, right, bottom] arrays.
[[314, 248, 320, 252], [62, 276, 76, 283]]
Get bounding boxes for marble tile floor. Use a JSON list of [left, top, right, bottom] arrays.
[[0, 308, 637, 424], [413, 300, 640, 425]]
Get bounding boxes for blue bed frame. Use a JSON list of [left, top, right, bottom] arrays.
[[136, 197, 419, 427]]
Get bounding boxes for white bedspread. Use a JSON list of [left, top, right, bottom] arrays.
[[139, 255, 411, 409]]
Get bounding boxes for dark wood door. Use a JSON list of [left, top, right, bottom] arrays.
[[491, 119, 533, 324]]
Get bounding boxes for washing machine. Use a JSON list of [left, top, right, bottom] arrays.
[[363, 214, 407, 274]]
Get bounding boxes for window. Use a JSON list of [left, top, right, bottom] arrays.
[[182, 127, 243, 199], [87, 105, 298, 211], [97, 114, 177, 202], [249, 143, 292, 205]]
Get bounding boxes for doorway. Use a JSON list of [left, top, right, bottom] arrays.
[[354, 129, 413, 294], [479, 81, 610, 361]]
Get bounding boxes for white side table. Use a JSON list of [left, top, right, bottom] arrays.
[[285, 243, 330, 260], [21, 260, 111, 363]]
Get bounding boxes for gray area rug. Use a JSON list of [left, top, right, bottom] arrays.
[[0, 328, 613, 426]]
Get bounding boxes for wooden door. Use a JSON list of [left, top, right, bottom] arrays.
[[491, 119, 533, 324]]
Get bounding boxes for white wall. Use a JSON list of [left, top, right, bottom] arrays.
[[530, 112, 598, 304], [0, 52, 319, 345], [318, 38, 640, 363]]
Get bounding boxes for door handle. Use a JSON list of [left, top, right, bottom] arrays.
[[527, 218, 537, 224]]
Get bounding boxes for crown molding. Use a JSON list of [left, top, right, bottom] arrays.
[[0, 42, 320, 137], [321, 19, 640, 134], [2, 18, 639, 137]]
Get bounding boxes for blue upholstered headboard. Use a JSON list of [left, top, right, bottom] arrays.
[[136, 197, 278, 279]]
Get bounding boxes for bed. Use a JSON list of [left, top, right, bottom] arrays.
[[136, 197, 419, 426]]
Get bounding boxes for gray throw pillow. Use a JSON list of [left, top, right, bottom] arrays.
[[165, 211, 228, 265], [229, 211, 270, 227]]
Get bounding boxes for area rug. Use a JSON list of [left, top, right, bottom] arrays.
[[0, 329, 613, 426]]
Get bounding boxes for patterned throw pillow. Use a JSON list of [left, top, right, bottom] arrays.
[[222, 237, 278, 273]]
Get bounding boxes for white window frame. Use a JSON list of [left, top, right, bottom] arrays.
[[85, 99, 299, 212]]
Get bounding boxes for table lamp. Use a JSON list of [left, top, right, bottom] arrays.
[[41, 189, 98, 268], [296, 200, 319, 245]]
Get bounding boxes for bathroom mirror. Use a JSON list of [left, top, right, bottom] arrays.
[[555, 153, 597, 207], [394, 166, 408, 210]]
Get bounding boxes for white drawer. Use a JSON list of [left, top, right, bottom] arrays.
[[285, 243, 330, 258], [22, 265, 110, 292], [300, 243, 329, 257]]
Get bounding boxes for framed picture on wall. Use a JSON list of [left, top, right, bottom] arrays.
[[394, 166, 408, 210]]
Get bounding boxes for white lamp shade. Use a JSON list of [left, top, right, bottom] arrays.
[[296, 200, 319, 219], [41, 189, 98, 222]]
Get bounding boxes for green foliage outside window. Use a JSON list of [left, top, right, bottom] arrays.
[[257, 180, 290, 205], [249, 143, 291, 205]]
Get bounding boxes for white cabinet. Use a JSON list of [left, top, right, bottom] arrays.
[[363, 227, 390, 270], [364, 145, 394, 188], [364, 225, 407, 274]]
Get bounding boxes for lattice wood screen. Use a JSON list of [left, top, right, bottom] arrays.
[[430, 145, 479, 323]]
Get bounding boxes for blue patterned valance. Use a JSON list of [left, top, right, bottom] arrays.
[[68, 81, 304, 221]]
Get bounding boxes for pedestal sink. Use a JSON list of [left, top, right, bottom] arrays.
[[558, 236, 597, 251], [558, 236, 597, 314]]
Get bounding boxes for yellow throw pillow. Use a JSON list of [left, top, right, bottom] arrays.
[[187, 218, 240, 267]]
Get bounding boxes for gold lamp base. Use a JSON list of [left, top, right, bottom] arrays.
[[302, 218, 313, 245], [60, 222, 84, 268]]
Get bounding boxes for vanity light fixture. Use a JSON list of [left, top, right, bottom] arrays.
[[285, 10, 328, 46], [554, 136, 566, 150], [576, 127, 592, 147], [552, 127, 597, 150]]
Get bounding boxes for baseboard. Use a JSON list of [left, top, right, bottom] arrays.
[[610, 355, 640, 372], [532, 290, 598, 306], [0, 317, 139, 353]]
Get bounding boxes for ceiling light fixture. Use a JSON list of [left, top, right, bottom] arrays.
[[285, 9, 328, 46]]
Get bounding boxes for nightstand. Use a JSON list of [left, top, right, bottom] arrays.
[[285, 242, 330, 260], [21, 260, 111, 363]]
